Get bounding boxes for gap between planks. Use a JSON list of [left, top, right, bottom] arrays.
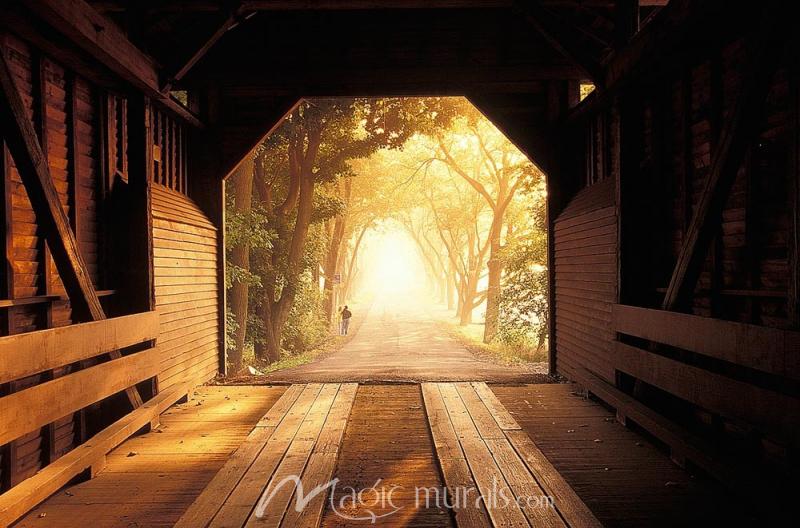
[[174, 383, 358, 528], [422, 382, 603, 528]]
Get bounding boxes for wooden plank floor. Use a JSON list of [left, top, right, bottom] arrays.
[[423, 382, 601, 528], [11, 383, 768, 528], [320, 385, 453, 528], [176, 383, 358, 528], [492, 384, 763, 528], [14, 385, 287, 528]]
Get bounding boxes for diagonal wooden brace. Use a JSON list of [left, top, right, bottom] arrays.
[[661, 1, 787, 311], [0, 51, 142, 408]]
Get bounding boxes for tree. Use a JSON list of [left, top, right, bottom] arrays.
[[432, 112, 534, 341], [226, 156, 254, 373], [249, 98, 441, 362], [497, 178, 549, 351]]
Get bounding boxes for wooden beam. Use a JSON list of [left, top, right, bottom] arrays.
[[162, 8, 253, 92], [0, 52, 103, 321], [661, 2, 786, 311], [21, 0, 203, 127], [242, 0, 513, 8], [0, 346, 159, 446], [613, 340, 800, 445], [467, 93, 556, 176], [0, 312, 159, 383], [0, 52, 144, 408], [571, 366, 783, 513], [790, 45, 800, 327], [565, 0, 718, 125], [515, 0, 604, 83], [613, 0, 639, 47], [0, 384, 188, 527], [95, 0, 625, 11], [612, 304, 800, 380]]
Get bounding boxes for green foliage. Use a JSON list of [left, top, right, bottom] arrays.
[[497, 181, 549, 350], [281, 272, 329, 353]]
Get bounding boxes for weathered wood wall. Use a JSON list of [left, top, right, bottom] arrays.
[[0, 27, 218, 494], [553, 178, 618, 383], [0, 33, 106, 489], [555, 17, 800, 492], [152, 185, 220, 390]]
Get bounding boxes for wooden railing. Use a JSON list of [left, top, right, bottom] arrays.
[[0, 311, 160, 447], [0, 311, 198, 527], [611, 304, 800, 446]]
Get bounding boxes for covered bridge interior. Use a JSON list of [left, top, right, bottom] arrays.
[[0, 0, 798, 526]]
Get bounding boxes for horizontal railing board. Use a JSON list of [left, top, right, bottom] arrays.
[[613, 340, 800, 445], [0, 385, 188, 527], [0, 311, 158, 383], [612, 304, 800, 380], [0, 347, 160, 446]]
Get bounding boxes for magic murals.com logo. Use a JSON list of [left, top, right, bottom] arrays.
[[253, 475, 554, 523]]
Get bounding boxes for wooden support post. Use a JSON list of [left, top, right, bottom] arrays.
[[662, 4, 786, 311], [31, 51, 58, 465], [125, 96, 155, 321], [1, 131, 16, 492], [0, 52, 143, 408], [613, 0, 639, 48], [790, 43, 800, 328]]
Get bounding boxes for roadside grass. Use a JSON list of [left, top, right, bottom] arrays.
[[221, 299, 370, 382], [438, 319, 548, 367], [242, 333, 349, 375]]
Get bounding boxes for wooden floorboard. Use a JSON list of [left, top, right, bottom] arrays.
[[14, 386, 287, 528], [423, 382, 601, 528], [10, 383, 768, 528], [491, 384, 763, 528], [320, 385, 454, 528], [172, 383, 359, 528]]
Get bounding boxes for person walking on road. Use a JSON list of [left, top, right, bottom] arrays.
[[341, 305, 352, 335]]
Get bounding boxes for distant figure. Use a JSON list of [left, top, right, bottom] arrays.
[[337, 305, 344, 335], [341, 305, 353, 335]]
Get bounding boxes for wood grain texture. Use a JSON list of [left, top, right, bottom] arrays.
[[151, 183, 220, 389]]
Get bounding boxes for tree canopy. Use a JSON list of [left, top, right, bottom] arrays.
[[225, 97, 548, 373]]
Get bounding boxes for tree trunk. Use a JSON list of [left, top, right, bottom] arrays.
[[262, 145, 319, 361], [342, 223, 368, 301], [483, 220, 503, 343], [446, 266, 455, 310], [227, 155, 255, 373], [322, 179, 351, 322]]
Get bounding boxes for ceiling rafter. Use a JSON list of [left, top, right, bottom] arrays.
[[514, 0, 606, 83]]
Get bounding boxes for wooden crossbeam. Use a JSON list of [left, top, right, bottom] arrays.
[[0, 51, 143, 408], [661, 1, 786, 311], [162, 6, 255, 92], [515, 0, 604, 83], [467, 93, 556, 176], [565, 0, 717, 125], [21, 0, 202, 127]]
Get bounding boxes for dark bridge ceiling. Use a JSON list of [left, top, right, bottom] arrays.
[[89, 1, 667, 96], [81, 0, 670, 179]]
